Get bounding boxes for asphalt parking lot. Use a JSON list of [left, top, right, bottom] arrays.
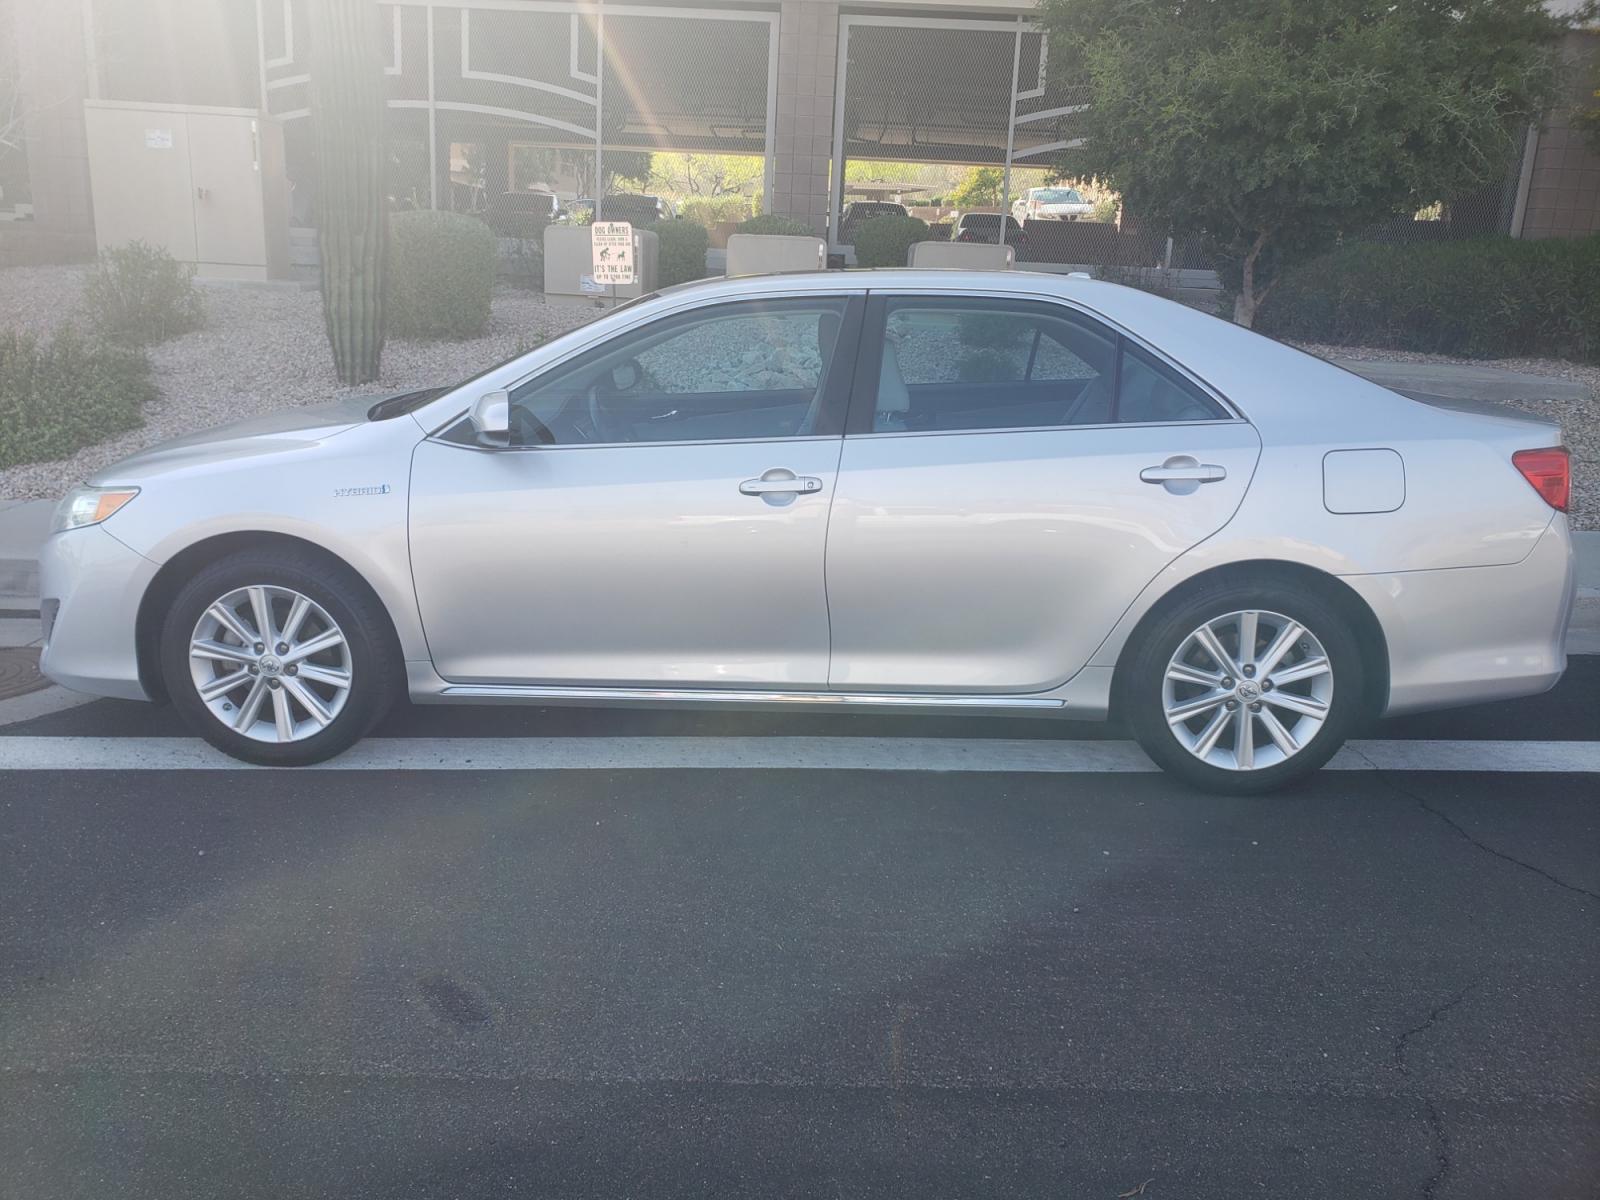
[[1, 659, 1596, 1199]]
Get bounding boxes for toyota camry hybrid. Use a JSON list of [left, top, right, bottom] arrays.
[[37, 270, 1576, 792]]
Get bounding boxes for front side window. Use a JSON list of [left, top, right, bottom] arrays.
[[864, 298, 1224, 434], [509, 298, 851, 446]]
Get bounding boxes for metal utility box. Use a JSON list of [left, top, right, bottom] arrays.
[[543, 224, 659, 299], [84, 101, 290, 281]]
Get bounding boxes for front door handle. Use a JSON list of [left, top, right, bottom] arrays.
[[1140, 456, 1227, 494], [740, 468, 824, 497]]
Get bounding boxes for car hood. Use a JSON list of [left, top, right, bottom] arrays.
[[88, 394, 388, 486]]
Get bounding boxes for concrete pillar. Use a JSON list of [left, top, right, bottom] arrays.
[[12, 0, 96, 247], [770, 0, 838, 239]]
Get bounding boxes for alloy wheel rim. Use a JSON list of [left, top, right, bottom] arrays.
[[1162, 609, 1333, 772], [188, 585, 353, 744]]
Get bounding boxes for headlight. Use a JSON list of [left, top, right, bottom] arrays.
[[51, 486, 140, 534]]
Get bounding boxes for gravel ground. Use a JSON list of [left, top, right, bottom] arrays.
[[1294, 341, 1599, 531], [0, 266, 599, 500], [1, 266, 1594, 530]]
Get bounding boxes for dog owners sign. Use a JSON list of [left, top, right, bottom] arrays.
[[590, 222, 636, 286]]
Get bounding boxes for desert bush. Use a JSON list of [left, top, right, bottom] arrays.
[[678, 195, 756, 227], [648, 219, 710, 287], [493, 237, 544, 291], [852, 214, 930, 268], [1257, 235, 1600, 362], [388, 210, 497, 339], [0, 327, 155, 469], [736, 213, 815, 236], [957, 310, 1028, 350], [82, 241, 204, 346]]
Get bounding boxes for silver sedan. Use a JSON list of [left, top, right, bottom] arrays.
[[37, 270, 1575, 792]]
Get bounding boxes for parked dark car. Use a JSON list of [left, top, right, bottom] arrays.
[[485, 191, 563, 237], [568, 194, 676, 225], [837, 201, 909, 245], [952, 212, 1028, 249]]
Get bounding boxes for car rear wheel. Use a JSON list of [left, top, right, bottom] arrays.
[[160, 547, 399, 766], [1123, 581, 1367, 794]]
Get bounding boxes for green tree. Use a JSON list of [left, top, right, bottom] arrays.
[[1038, 0, 1581, 326], [647, 153, 764, 197], [948, 167, 1004, 209], [308, 0, 387, 383]]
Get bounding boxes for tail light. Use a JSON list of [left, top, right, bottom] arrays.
[[1512, 447, 1570, 512]]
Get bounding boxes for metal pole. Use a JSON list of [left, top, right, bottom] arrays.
[[1000, 17, 1022, 248], [426, 4, 438, 210], [81, 0, 101, 101], [594, 0, 604, 223], [253, 0, 269, 112]]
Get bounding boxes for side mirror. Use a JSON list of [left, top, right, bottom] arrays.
[[468, 389, 511, 448]]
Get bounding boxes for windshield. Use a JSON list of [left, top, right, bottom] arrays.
[[1033, 188, 1084, 204]]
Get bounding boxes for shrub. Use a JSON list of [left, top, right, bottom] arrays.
[[0, 327, 155, 469], [957, 310, 1028, 350], [679, 195, 755, 227], [493, 236, 544, 291], [647, 219, 710, 287], [736, 213, 815, 236], [388, 210, 497, 339], [852, 214, 930, 268], [956, 349, 1017, 382], [82, 241, 204, 346], [1257, 234, 1600, 362]]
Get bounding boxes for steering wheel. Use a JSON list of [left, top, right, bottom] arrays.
[[584, 358, 643, 444], [585, 380, 624, 443]]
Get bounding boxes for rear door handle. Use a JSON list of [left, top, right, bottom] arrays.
[[1140, 456, 1227, 485], [740, 469, 823, 497]]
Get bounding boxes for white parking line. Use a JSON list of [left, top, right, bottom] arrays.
[[0, 736, 1597, 773]]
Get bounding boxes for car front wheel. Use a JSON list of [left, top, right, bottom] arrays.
[[160, 547, 399, 766], [1123, 581, 1367, 794]]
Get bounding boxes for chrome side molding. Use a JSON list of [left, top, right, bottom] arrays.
[[436, 684, 1065, 709]]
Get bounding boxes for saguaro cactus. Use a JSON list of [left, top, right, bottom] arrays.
[[307, 0, 387, 385]]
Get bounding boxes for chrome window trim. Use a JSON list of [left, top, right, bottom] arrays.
[[426, 427, 844, 453], [844, 417, 1247, 443]]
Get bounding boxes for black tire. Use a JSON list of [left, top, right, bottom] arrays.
[[160, 546, 400, 766], [1122, 577, 1367, 795]]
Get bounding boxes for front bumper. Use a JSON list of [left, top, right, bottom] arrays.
[[1344, 517, 1575, 717], [37, 525, 159, 701]]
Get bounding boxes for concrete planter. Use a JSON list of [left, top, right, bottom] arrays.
[[907, 241, 1014, 269], [725, 233, 827, 278]]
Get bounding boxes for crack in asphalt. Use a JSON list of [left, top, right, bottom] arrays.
[[1393, 987, 1473, 1200], [1351, 748, 1600, 905]]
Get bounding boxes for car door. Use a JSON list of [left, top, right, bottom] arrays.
[[825, 291, 1261, 693], [409, 293, 863, 687]]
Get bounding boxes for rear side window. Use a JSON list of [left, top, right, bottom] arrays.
[[1116, 342, 1223, 424], [857, 297, 1225, 434]]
